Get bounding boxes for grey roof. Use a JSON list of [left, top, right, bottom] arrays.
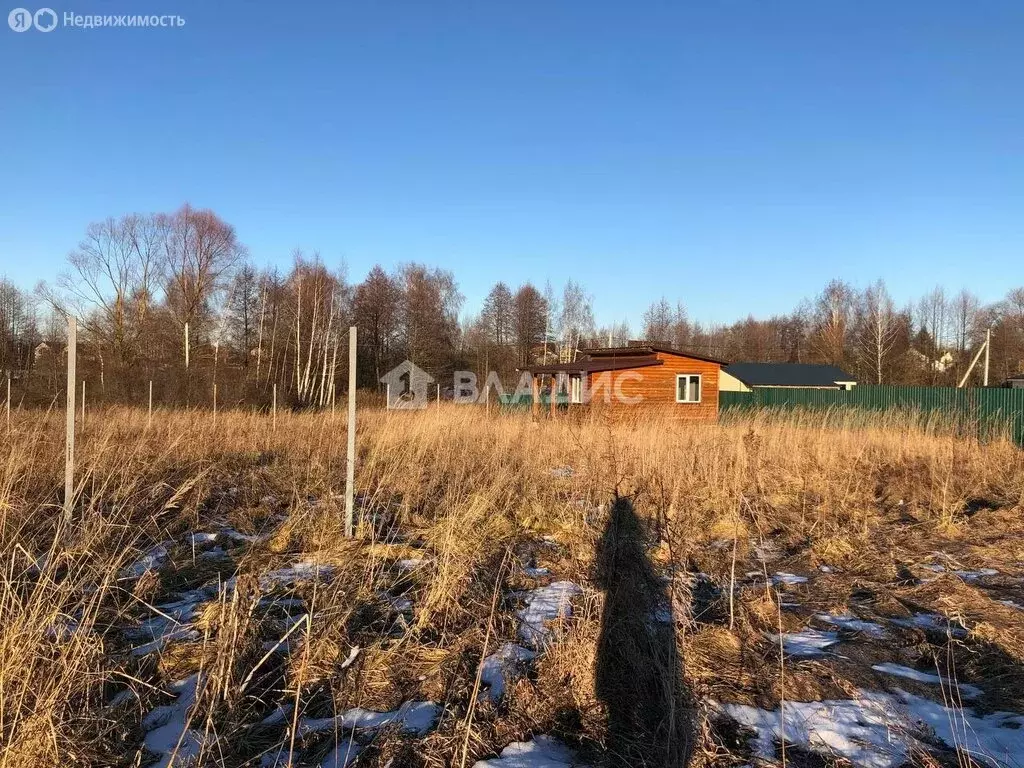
[[724, 362, 856, 388]]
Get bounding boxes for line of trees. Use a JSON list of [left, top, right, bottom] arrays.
[[1, 204, 1022, 407], [635, 280, 1024, 388]]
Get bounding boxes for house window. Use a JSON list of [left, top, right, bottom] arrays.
[[676, 374, 701, 403], [570, 375, 583, 404]]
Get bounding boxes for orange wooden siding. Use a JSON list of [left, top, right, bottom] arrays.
[[584, 351, 720, 421]]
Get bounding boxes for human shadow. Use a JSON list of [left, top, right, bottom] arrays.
[[594, 496, 693, 767]]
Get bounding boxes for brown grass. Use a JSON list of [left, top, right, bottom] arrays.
[[1, 404, 1022, 766]]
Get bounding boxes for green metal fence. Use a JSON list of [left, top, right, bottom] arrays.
[[497, 393, 570, 410], [719, 386, 1024, 446]]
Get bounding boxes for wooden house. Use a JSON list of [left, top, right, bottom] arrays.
[[520, 344, 726, 420]]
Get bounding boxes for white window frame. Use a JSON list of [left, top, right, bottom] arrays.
[[569, 375, 583, 404], [675, 373, 702, 404]]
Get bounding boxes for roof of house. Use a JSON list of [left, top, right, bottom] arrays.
[[520, 355, 664, 375], [519, 344, 727, 374], [724, 362, 857, 388], [584, 344, 728, 365]]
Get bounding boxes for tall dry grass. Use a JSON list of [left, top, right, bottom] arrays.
[[1, 403, 1021, 766]]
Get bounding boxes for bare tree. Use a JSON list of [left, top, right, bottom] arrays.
[[856, 279, 900, 384], [162, 204, 245, 368], [353, 265, 402, 388], [56, 213, 166, 391], [560, 280, 594, 361], [512, 283, 547, 366], [812, 279, 854, 367]]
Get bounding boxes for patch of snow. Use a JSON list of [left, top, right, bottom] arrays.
[[122, 544, 170, 578], [818, 565, 834, 573], [131, 627, 201, 656], [772, 572, 808, 585], [772, 628, 840, 656], [396, 558, 427, 571], [754, 541, 781, 562], [258, 703, 293, 727], [717, 692, 910, 768], [301, 700, 440, 737], [479, 643, 538, 703], [954, 568, 999, 580], [895, 689, 1024, 767], [1000, 600, 1024, 611], [815, 613, 887, 638], [125, 588, 214, 655], [142, 674, 204, 768], [718, 689, 1024, 768], [258, 596, 306, 612], [258, 561, 335, 591], [221, 529, 258, 545], [188, 532, 218, 546], [472, 735, 590, 767], [517, 581, 582, 648], [889, 613, 967, 637], [871, 663, 982, 698], [319, 739, 363, 767], [523, 567, 551, 578], [382, 593, 414, 613], [199, 547, 228, 560]]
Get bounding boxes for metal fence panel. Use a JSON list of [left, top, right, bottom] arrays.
[[719, 386, 1024, 446]]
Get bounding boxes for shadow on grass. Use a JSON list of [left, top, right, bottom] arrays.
[[594, 496, 693, 767]]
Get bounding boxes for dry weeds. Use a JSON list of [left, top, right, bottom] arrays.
[[1, 404, 1022, 767]]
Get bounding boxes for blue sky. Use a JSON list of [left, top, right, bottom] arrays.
[[2, 1, 1022, 328]]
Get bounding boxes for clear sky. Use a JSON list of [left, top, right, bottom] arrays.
[[2, 1, 1021, 328]]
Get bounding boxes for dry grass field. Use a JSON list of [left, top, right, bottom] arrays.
[[2, 404, 1024, 768]]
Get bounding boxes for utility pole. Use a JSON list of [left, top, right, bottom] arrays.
[[983, 328, 991, 387], [64, 316, 77, 519], [957, 328, 993, 389], [345, 326, 357, 538]]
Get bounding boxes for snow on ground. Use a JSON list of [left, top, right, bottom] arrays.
[[871, 662, 982, 698], [318, 739, 363, 767], [517, 581, 582, 648], [479, 643, 538, 703], [771, 572, 808, 586], [396, 557, 428, 571], [125, 587, 216, 656], [815, 613, 887, 638], [772, 628, 840, 656], [121, 543, 170, 578], [954, 568, 1000, 580], [300, 700, 441, 737], [889, 613, 968, 637], [472, 735, 591, 767], [523, 566, 551, 578], [221, 528, 260, 544], [717, 688, 1024, 768], [142, 673, 204, 768], [258, 561, 336, 591]]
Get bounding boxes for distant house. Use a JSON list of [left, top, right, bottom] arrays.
[[34, 340, 66, 360], [519, 344, 727, 420], [1003, 373, 1024, 389], [721, 362, 857, 392]]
